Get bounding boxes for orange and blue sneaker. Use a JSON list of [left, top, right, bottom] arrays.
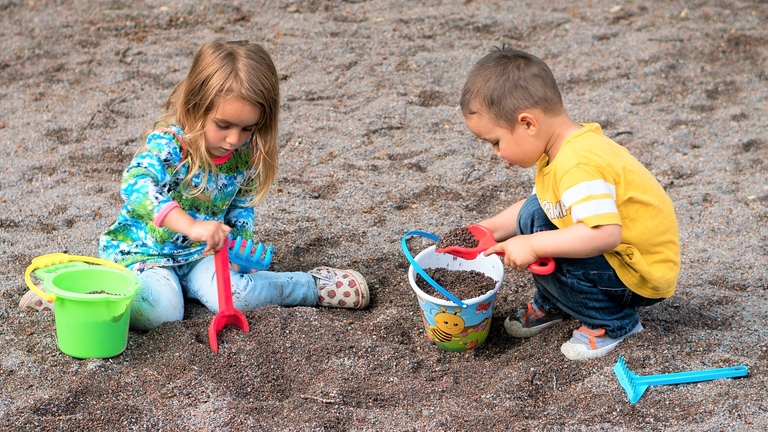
[[504, 301, 566, 338], [560, 322, 643, 360]]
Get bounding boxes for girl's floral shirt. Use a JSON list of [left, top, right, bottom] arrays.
[[99, 126, 256, 270]]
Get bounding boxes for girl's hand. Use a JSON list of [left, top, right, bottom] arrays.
[[160, 207, 232, 254], [187, 221, 232, 254]]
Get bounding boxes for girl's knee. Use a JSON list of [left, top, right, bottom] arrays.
[[130, 268, 185, 330], [129, 288, 185, 330]]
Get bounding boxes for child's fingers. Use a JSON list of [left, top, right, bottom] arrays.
[[211, 223, 232, 251], [211, 236, 227, 252], [503, 256, 517, 269], [206, 236, 224, 252], [484, 243, 502, 256]]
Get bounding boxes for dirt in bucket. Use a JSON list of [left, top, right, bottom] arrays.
[[435, 226, 478, 250], [85, 290, 120, 295], [416, 267, 497, 301]]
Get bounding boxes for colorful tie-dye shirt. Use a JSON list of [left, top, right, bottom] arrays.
[[99, 126, 256, 269]]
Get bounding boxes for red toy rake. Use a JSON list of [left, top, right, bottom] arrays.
[[208, 245, 249, 353]]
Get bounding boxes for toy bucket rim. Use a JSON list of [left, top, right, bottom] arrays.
[[43, 266, 141, 302], [408, 245, 502, 307]]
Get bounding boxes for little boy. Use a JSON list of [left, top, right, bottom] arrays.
[[459, 46, 680, 360]]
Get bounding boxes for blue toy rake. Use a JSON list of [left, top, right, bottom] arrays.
[[227, 236, 274, 273], [613, 355, 748, 403]]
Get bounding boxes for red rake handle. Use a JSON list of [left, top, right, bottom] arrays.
[[213, 247, 236, 312], [208, 246, 249, 353]]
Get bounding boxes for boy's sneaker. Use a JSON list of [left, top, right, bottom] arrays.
[[560, 322, 643, 360], [310, 267, 369, 310], [504, 301, 565, 338]]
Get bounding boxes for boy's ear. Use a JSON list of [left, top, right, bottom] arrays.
[[517, 112, 539, 135]]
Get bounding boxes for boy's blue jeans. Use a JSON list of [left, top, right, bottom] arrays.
[[129, 256, 318, 331], [517, 194, 663, 338]]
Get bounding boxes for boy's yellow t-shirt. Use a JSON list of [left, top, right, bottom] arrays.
[[535, 123, 680, 299]]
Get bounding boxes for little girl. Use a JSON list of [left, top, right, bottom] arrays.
[[21, 39, 369, 329]]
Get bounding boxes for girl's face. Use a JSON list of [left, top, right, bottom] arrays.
[[203, 96, 262, 158]]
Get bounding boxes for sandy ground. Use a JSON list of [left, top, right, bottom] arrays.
[[1, 0, 767, 430]]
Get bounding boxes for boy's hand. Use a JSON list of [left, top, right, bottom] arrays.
[[486, 235, 539, 272]]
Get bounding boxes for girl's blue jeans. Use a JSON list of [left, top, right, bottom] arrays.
[[518, 194, 663, 338], [129, 255, 318, 331]]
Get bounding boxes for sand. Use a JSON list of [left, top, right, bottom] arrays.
[[1, 1, 767, 430]]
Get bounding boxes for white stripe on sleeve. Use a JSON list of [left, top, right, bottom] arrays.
[[561, 180, 616, 208], [570, 198, 618, 223]]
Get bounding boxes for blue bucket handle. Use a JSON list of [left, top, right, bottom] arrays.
[[401, 230, 468, 309]]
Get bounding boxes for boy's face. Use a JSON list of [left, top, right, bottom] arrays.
[[464, 111, 542, 169], [203, 96, 262, 158]]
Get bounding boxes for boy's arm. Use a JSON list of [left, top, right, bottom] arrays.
[[486, 222, 622, 271], [478, 198, 526, 242], [528, 222, 621, 258]]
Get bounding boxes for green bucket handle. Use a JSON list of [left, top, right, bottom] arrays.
[[25, 253, 133, 303]]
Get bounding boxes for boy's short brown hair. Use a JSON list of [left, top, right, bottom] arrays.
[[460, 46, 564, 128]]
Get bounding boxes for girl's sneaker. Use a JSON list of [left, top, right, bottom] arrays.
[[19, 289, 54, 312], [560, 322, 643, 360], [310, 267, 369, 310], [504, 301, 565, 338]]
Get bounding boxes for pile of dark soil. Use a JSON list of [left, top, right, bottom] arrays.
[[416, 267, 497, 300], [435, 226, 479, 250]]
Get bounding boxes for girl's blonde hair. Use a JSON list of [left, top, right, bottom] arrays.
[[158, 38, 279, 204]]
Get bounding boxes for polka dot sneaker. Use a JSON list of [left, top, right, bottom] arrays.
[[309, 266, 369, 310], [19, 289, 54, 312]]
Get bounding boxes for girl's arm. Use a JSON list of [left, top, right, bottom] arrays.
[[122, 131, 230, 253], [161, 207, 231, 254]]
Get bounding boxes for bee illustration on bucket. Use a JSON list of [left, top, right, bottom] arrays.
[[428, 307, 465, 343]]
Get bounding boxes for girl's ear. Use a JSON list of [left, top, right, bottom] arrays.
[[517, 112, 539, 136]]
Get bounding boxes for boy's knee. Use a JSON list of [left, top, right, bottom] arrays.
[[517, 194, 549, 235]]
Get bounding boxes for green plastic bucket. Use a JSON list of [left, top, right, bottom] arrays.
[[25, 254, 141, 359]]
